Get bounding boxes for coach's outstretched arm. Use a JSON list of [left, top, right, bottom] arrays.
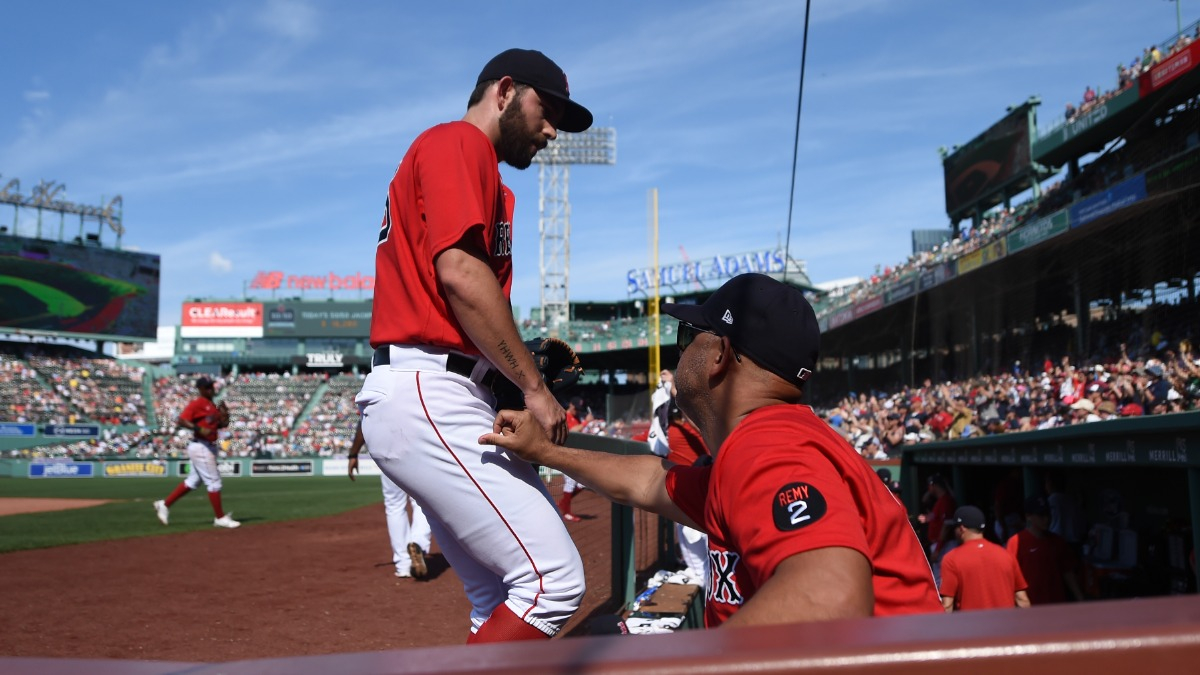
[[480, 409, 700, 531]]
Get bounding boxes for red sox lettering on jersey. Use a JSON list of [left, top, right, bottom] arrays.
[[708, 550, 743, 606]]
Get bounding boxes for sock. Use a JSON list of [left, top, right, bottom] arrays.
[[163, 483, 191, 507], [469, 604, 551, 643], [207, 491, 225, 519], [558, 490, 574, 516]]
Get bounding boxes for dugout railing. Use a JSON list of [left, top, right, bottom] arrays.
[[5, 594, 1199, 673]]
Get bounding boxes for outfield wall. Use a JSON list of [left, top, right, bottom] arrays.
[[0, 455, 382, 479]]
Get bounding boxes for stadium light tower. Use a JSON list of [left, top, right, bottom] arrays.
[[531, 127, 616, 330]]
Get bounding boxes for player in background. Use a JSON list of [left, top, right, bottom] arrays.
[[557, 396, 593, 522], [482, 274, 942, 627], [154, 377, 240, 529], [646, 370, 673, 457], [356, 48, 593, 643], [348, 419, 432, 579]]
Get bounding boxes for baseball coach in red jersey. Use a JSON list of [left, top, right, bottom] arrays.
[[482, 273, 942, 627]]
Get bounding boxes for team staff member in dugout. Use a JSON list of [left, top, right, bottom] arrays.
[[481, 273, 943, 626], [355, 48, 593, 643]]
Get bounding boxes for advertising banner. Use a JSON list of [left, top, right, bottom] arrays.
[[42, 424, 100, 438], [1033, 87, 1138, 160], [918, 263, 955, 291], [852, 296, 884, 319], [181, 302, 264, 338], [1140, 40, 1200, 97], [1069, 174, 1147, 229], [29, 461, 94, 478], [0, 237, 161, 340], [263, 300, 372, 338], [102, 461, 168, 477], [956, 239, 1007, 276], [0, 423, 37, 437], [179, 460, 243, 477], [626, 249, 786, 295], [1145, 144, 1200, 196], [322, 457, 383, 477], [886, 279, 917, 304], [828, 308, 856, 330], [251, 460, 314, 476], [1007, 210, 1069, 254]]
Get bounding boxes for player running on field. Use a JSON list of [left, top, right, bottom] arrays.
[[154, 377, 240, 529], [355, 48, 593, 643]]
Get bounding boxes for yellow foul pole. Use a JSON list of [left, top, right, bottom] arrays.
[[649, 188, 661, 393]]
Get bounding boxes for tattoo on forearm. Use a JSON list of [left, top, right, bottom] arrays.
[[498, 340, 526, 380]]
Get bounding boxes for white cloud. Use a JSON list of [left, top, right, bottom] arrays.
[[209, 250, 233, 273], [256, 0, 319, 41], [23, 90, 49, 102]]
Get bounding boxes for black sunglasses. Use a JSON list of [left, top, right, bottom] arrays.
[[677, 321, 741, 362]]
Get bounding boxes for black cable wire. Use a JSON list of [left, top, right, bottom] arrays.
[[783, 0, 812, 283]]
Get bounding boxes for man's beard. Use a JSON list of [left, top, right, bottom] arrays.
[[496, 98, 541, 170]]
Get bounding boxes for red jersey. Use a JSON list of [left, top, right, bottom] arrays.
[[666, 419, 708, 467], [927, 492, 957, 546], [180, 397, 221, 443], [370, 121, 515, 354], [665, 405, 941, 627], [939, 539, 1028, 610], [1006, 529, 1075, 605]]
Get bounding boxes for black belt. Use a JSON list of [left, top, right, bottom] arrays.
[[372, 346, 498, 388]]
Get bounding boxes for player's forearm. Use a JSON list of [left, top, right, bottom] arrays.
[[437, 248, 545, 395]]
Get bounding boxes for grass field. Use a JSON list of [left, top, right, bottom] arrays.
[[0, 476, 384, 554]]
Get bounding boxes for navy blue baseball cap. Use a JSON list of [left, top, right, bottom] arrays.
[[662, 273, 819, 387], [477, 48, 593, 133], [195, 377, 215, 389]]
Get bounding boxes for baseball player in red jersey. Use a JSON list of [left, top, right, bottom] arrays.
[[940, 505, 1031, 611], [355, 48, 593, 643], [557, 397, 592, 522], [483, 273, 942, 627], [154, 377, 240, 529]]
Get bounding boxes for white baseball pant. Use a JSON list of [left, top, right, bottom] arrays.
[[676, 523, 709, 589], [382, 472, 432, 574], [356, 345, 585, 636], [184, 440, 222, 492]]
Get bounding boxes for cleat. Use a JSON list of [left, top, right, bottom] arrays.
[[214, 513, 241, 529], [408, 542, 428, 579], [153, 500, 169, 526]]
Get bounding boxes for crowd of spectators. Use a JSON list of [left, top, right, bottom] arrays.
[[813, 202, 1035, 318], [289, 374, 364, 456], [819, 325, 1200, 461], [23, 354, 147, 426], [1061, 24, 1198, 128], [219, 372, 322, 457], [0, 352, 71, 424]]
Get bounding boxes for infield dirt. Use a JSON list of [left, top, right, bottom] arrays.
[[0, 489, 617, 661]]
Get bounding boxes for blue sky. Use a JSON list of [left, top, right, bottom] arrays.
[[0, 0, 1189, 327]]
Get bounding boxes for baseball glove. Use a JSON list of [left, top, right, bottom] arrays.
[[491, 337, 583, 410]]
